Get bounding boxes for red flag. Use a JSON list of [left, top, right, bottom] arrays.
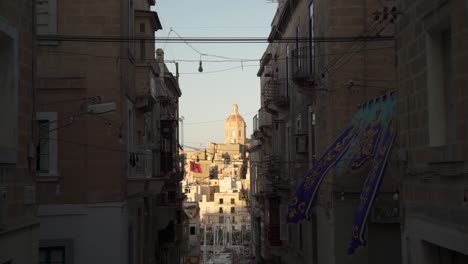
[[190, 161, 202, 173]]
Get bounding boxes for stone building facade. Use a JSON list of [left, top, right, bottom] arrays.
[[0, 1, 39, 263], [251, 0, 401, 263], [34, 0, 185, 263], [395, 0, 468, 263]]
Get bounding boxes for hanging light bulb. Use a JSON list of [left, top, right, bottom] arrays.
[[393, 190, 400, 201], [198, 60, 203, 72]]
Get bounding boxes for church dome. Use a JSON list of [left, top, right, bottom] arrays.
[[224, 104, 246, 145], [226, 104, 245, 124]]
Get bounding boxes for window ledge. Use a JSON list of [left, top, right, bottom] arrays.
[[37, 40, 59, 46], [36, 174, 60, 182]]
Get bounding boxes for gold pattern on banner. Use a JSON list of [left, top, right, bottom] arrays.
[[288, 208, 298, 219], [298, 202, 306, 213], [290, 197, 298, 206]]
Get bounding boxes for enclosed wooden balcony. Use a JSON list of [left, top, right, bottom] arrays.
[[263, 78, 289, 110]]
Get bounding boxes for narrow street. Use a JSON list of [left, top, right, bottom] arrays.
[[1, 0, 468, 264]]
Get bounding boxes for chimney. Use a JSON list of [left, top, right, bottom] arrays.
[[156, 48, 164, 63]]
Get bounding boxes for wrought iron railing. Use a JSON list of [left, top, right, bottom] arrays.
[[291, 46, 314, 83]]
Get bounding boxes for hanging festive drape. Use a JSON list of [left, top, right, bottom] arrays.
[[286, 92, 397, 254]]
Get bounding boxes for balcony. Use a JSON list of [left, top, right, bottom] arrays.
[[156, 192, 175, 207], [263, 78, 289, 110], [258, 108, 273, 130], [291, 46, 316, 91], [136, 146, 152, 178], [264, 155, 290, 189], [160, 120, 183, 180], [128, 146, 153, 178], [158, 95, 178, 121], [253, 114, 259, 133], [249, 139, 261, 152], [135, 63, 162, 111]]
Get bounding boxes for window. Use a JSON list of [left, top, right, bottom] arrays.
[[280, 204, 289, 241], [128, 226, 134, 264], [0, 19, 18, 164], [128, 0, 135, 56], [140, 23, 145, 33], [427, 27, 455, 146], [309, 2, 315, 74], [127, 101, 135, 177], [219, 207, 223, 213], [190, 226, 196, 235], [308, 107, 316, 163], [140, 40, 145, 62], [38, 120, 50, 172], [231, 130, 236, 137], [296, 114, 302, 134], [296, 24, 301, 69], [219, 216, 224, 223], [39, 247, 65, 264], [231, 198, 235, 204], [219, 198, 223, 204], [36, 113, 58, 176], [230, 207, 235, 214], [286, 44, 290, 95], [35, 0, 57, 36]]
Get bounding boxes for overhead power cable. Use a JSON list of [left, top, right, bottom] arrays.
[[37, 45, 394, 67], [180, 64, 258, 74], [43, 137, 152, 156], [313, 11, 395, 89], [36, 35, 394, 43], [184, 111, 258, 125]]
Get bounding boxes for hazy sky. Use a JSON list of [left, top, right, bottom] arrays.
[[152, 0, 277, 149]]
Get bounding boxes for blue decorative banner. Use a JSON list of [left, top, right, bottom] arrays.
[[336, 97, 386, 176], [287, 125, 358, 223], [287, 92, 398, 232], [348, 119, 397, 254]]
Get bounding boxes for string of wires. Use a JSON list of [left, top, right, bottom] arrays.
[[315, 6, 397, 86], [36, 35, 394, 43], [37, 45, 394, 64], [36, 45, 394, 75]]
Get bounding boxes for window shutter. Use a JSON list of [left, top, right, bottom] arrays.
[[36, 0, 57, 35], [280, 204, 289, 241]]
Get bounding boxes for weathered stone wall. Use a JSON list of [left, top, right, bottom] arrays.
[[0, 0, 39, 263]]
